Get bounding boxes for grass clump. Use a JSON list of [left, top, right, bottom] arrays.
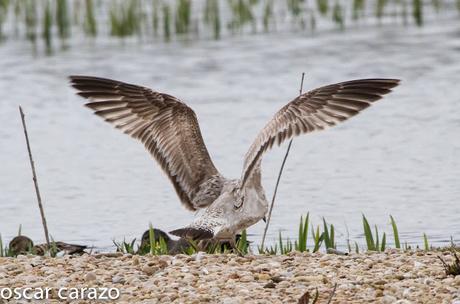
[[83, 0, 97, 36], [295, 213, 309, 252], [332, 1, 344, 29], [317, 0, 329, 16], [412, 0, 423, 26], [109, 0, 142, 37], [42, 0, 53, 53], [56, 0, 70, 40], [362, 214, 386, 252], [162, 3, 171, 41], [322, 217, 336, 250], [204, 0, 220, 39], [438, 252, 460, 276], [175, 0, 191, 35]]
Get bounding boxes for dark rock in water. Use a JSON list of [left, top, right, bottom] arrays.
[[9, 236, 34, 256], [8, 235, 86, 256]]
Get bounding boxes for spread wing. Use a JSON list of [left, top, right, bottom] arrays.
[[70, 76, 224, 211], [241, 78, 400, 187]]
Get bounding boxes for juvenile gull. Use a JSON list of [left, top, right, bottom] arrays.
[[138, 228, 249, 254], [9, 235, 87, 256], [70, 76, 399, 246]]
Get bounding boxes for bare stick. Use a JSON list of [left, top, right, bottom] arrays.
[[260, 72, 305, 250], [326, 283, 338, 304], [19, 106, 51, 247]]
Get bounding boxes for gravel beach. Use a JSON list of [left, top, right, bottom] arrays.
[[1, 250, 459, 304]]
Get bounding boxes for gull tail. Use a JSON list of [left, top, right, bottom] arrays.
[[169, 227, 214, 240]]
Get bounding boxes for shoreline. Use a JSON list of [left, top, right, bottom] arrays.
[[1, 250, 460, 303]]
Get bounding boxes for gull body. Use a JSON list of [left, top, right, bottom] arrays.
[[70, 76, 399, 243]]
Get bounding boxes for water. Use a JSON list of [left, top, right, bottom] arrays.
[[1, 17, 459, 251]]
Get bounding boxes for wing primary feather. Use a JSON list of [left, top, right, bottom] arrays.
[[241, 78, 400, 187], [70, 75, 224, 211]]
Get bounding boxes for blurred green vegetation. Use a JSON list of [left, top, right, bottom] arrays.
[[0, 0, 458, 53]]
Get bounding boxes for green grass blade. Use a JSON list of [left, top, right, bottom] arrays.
[[423, 233, 429, 251], [303, 213, 309, 250], [362, 214, 375, 251], [237, 229, 248, 254], [0, 234, 3, 257], [330, 224, 335, 249], [297, 215, 303, 251], [375, 225, 380, 251], [381, 232, 386, 252], [323, 218, 330, 249], [149, 223, 155, 255], [278, 230, 284, 254], [390, 215, 401, 249]]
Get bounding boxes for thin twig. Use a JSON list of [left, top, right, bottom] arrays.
[[326, 283, 338, 304], [19, 106, 51, 248], [260, 72, 305, 250]]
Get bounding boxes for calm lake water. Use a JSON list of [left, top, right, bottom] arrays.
[[1, 16, 459, 251]]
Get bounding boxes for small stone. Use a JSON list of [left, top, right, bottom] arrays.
[[263, 282, 276, 288], [454, 276, 460, 286], [192, 252, 206, 261], [132, 256, 140, 266], [5, 264, 19, 271], [256, 273, 270, 281], [271, 275, 284, 283], [382, 295, 397, 304], [142, 265, 157, 275], [85, 272, 97, 282], [413, 261, 424, 269], [278, 281, 290, 288], [239, 275, 253, 282], [423, 278, 434, 285], [112, 275, 125, 284], [228, 273, 240, 280]]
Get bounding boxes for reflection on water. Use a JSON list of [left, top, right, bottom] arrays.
[[0, 0, 459, 55], [0, 16, 459, 251]]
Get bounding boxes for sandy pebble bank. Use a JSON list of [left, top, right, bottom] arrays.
[[1, 249, 459, 304]]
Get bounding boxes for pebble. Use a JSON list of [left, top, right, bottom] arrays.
[[0, 251, 457, 303], [141, 265, 157, 275], [454, 276, 460, 286], [382, 295, 397, 304], [112, 275, 126, 284], [85, 272, 97, 282]]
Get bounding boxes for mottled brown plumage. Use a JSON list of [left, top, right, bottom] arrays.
[[241, 79, 400, 187], [69, 76, 223, 211]]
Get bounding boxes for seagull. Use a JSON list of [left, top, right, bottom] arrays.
[[70, 76, 399, 247]]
